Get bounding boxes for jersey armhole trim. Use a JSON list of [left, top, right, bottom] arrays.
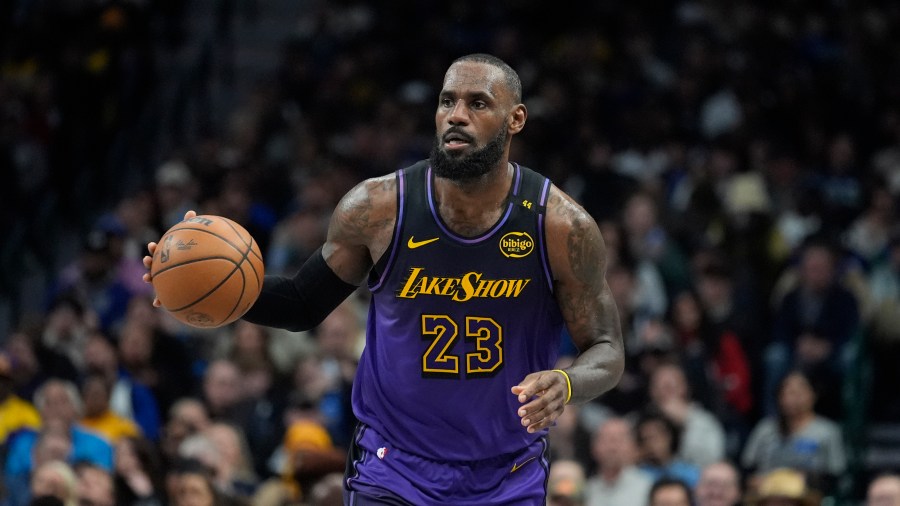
[[369, 169, 405, 292], [537, 178, 554, 293]]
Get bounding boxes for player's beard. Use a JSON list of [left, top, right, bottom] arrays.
[[430, 127, 507, 182]]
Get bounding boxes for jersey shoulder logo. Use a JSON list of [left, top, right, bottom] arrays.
[[408, 236, 439, 249], [499, 231, 534, 258]]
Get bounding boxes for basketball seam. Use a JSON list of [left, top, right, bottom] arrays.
[[167, 261, 243, 313], [156, 226, 246, 260], [162, 231, 256, 317], [218, 265, 246, 325], [152, 218, 263, 325], [219, 218, 264, 262], [152, 256, 239, 277]]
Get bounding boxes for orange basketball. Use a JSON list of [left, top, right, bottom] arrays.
[[150, 215, 264, 328]]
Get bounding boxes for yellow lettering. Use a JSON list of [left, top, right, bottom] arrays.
[[473, 279, 494, 298], [398, 269, 530, 301], [441, 278, 459, 296], [489, 280, 509, 298], [507, 279, 530, 297], [423, 277, 442, 295], [453, 272, 479, 302], [397, 267, 425, 298]]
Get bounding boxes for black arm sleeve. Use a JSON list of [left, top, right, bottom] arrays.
[[241, 246, 359, 332]]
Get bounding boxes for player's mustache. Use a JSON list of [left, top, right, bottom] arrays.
[[442, 128, 474, 144]]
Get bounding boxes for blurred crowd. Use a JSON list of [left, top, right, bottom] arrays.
[[3, 0, 900, 505]]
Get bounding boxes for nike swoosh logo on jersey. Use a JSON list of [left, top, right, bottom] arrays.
[[510, 456, 537, 473], [407, 236, 439, 249]]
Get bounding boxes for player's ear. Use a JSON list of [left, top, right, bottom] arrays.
[[508, 104, 527, 135]]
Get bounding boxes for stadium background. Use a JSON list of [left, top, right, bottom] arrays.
[[2, 0, 900, 504]]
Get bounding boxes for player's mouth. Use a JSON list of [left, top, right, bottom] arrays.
[[443, 130, 473, 150]]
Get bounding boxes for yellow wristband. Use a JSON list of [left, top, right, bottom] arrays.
[[552, 369, 572, 404]]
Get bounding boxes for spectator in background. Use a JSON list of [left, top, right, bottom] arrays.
[[766, 238, 860, 418], [648, 477, 694, 506], [584, 417, 653, 506], [635, 408, 701, 488], [648, 361, 726, 469], [743, 467, 821, 506], [741, 370, 845, 496], [155, 159, 199, 230], [866, 233, 900, 421], [212, 321, 287, 477], [159, 398, 210, 469], [843, 178, 894, 266], [5, 426, 75, 506], [168, 458, 247, 506], [622, 191, 692, 300], [0, 352, 41, 446], [116, 312, 194, 417], [29, 460, 79, 506], [547, 459, 587, 506], [5, 379, 114, 480], [82, 331, 161, 442], [79, 372, 142, 443], [204, 422, 259, 499], [113, 435, 165, 506], [48, 226, 137, 335], [695, 461, 742, 506], [37, 296, 93, 373], [3, 331, 79, 402], [867, 474, 900, 506], [668, 288, 752, 420], [73, 462, 115, 506], [311, 299, 362, 447]]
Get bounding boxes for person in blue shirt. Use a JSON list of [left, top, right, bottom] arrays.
[[4, 379, 114, 481]]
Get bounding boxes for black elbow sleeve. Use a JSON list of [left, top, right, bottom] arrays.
[[241, 247, 359, 331]]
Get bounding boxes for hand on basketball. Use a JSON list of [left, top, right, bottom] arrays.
[[142, 210, 198, 307], [511, 370, 568, 433]]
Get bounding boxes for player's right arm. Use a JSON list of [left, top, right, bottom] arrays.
[[143, 174, 397, 332]]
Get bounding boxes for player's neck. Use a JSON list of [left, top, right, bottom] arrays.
[[433, 161, 514, 236]]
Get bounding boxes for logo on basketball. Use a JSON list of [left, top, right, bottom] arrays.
[[499, 232, 534, 258], [160, 235, 174, 263], [176, 239, 198, 250], [186, 312, 214, 325]]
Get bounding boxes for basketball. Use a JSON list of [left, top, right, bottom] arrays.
[[150, 215, 264, 328]]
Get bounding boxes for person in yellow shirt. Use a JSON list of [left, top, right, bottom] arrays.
[[79, 373, 141, 443], [0, 352, 41, 444]]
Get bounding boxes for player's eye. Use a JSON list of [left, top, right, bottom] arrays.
[[439, 98, 454, 108]]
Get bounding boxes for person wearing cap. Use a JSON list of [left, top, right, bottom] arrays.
[[743, 467, 821, 506], [0, 352, 42, 445]]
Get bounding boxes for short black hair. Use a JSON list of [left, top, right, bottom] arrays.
[[649, 477, 694, 506], [452, 53, 522, 103]]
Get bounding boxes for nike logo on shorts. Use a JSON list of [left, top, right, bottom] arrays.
[[510, 456, 537, 473], [407, 236, 439, 249]]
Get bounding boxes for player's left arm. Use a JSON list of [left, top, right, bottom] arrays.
[[512, 187, 624, 433]]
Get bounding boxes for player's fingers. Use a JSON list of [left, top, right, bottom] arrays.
[[183, 210, 197, 220], [520, 396, 566, 432], [142, 273, 151, 283], [515, 372, 557, 403], [143, 256, 153, 269], [152, 298, 162, 307]]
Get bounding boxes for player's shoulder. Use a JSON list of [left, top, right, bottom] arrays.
[[337, 172, 398, 214], [543, 183, 598, 233]]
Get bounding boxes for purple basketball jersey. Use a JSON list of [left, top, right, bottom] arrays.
[[352, 161, 564, 462]]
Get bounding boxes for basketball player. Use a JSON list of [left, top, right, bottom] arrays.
[[145, 53, 624, 505]]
